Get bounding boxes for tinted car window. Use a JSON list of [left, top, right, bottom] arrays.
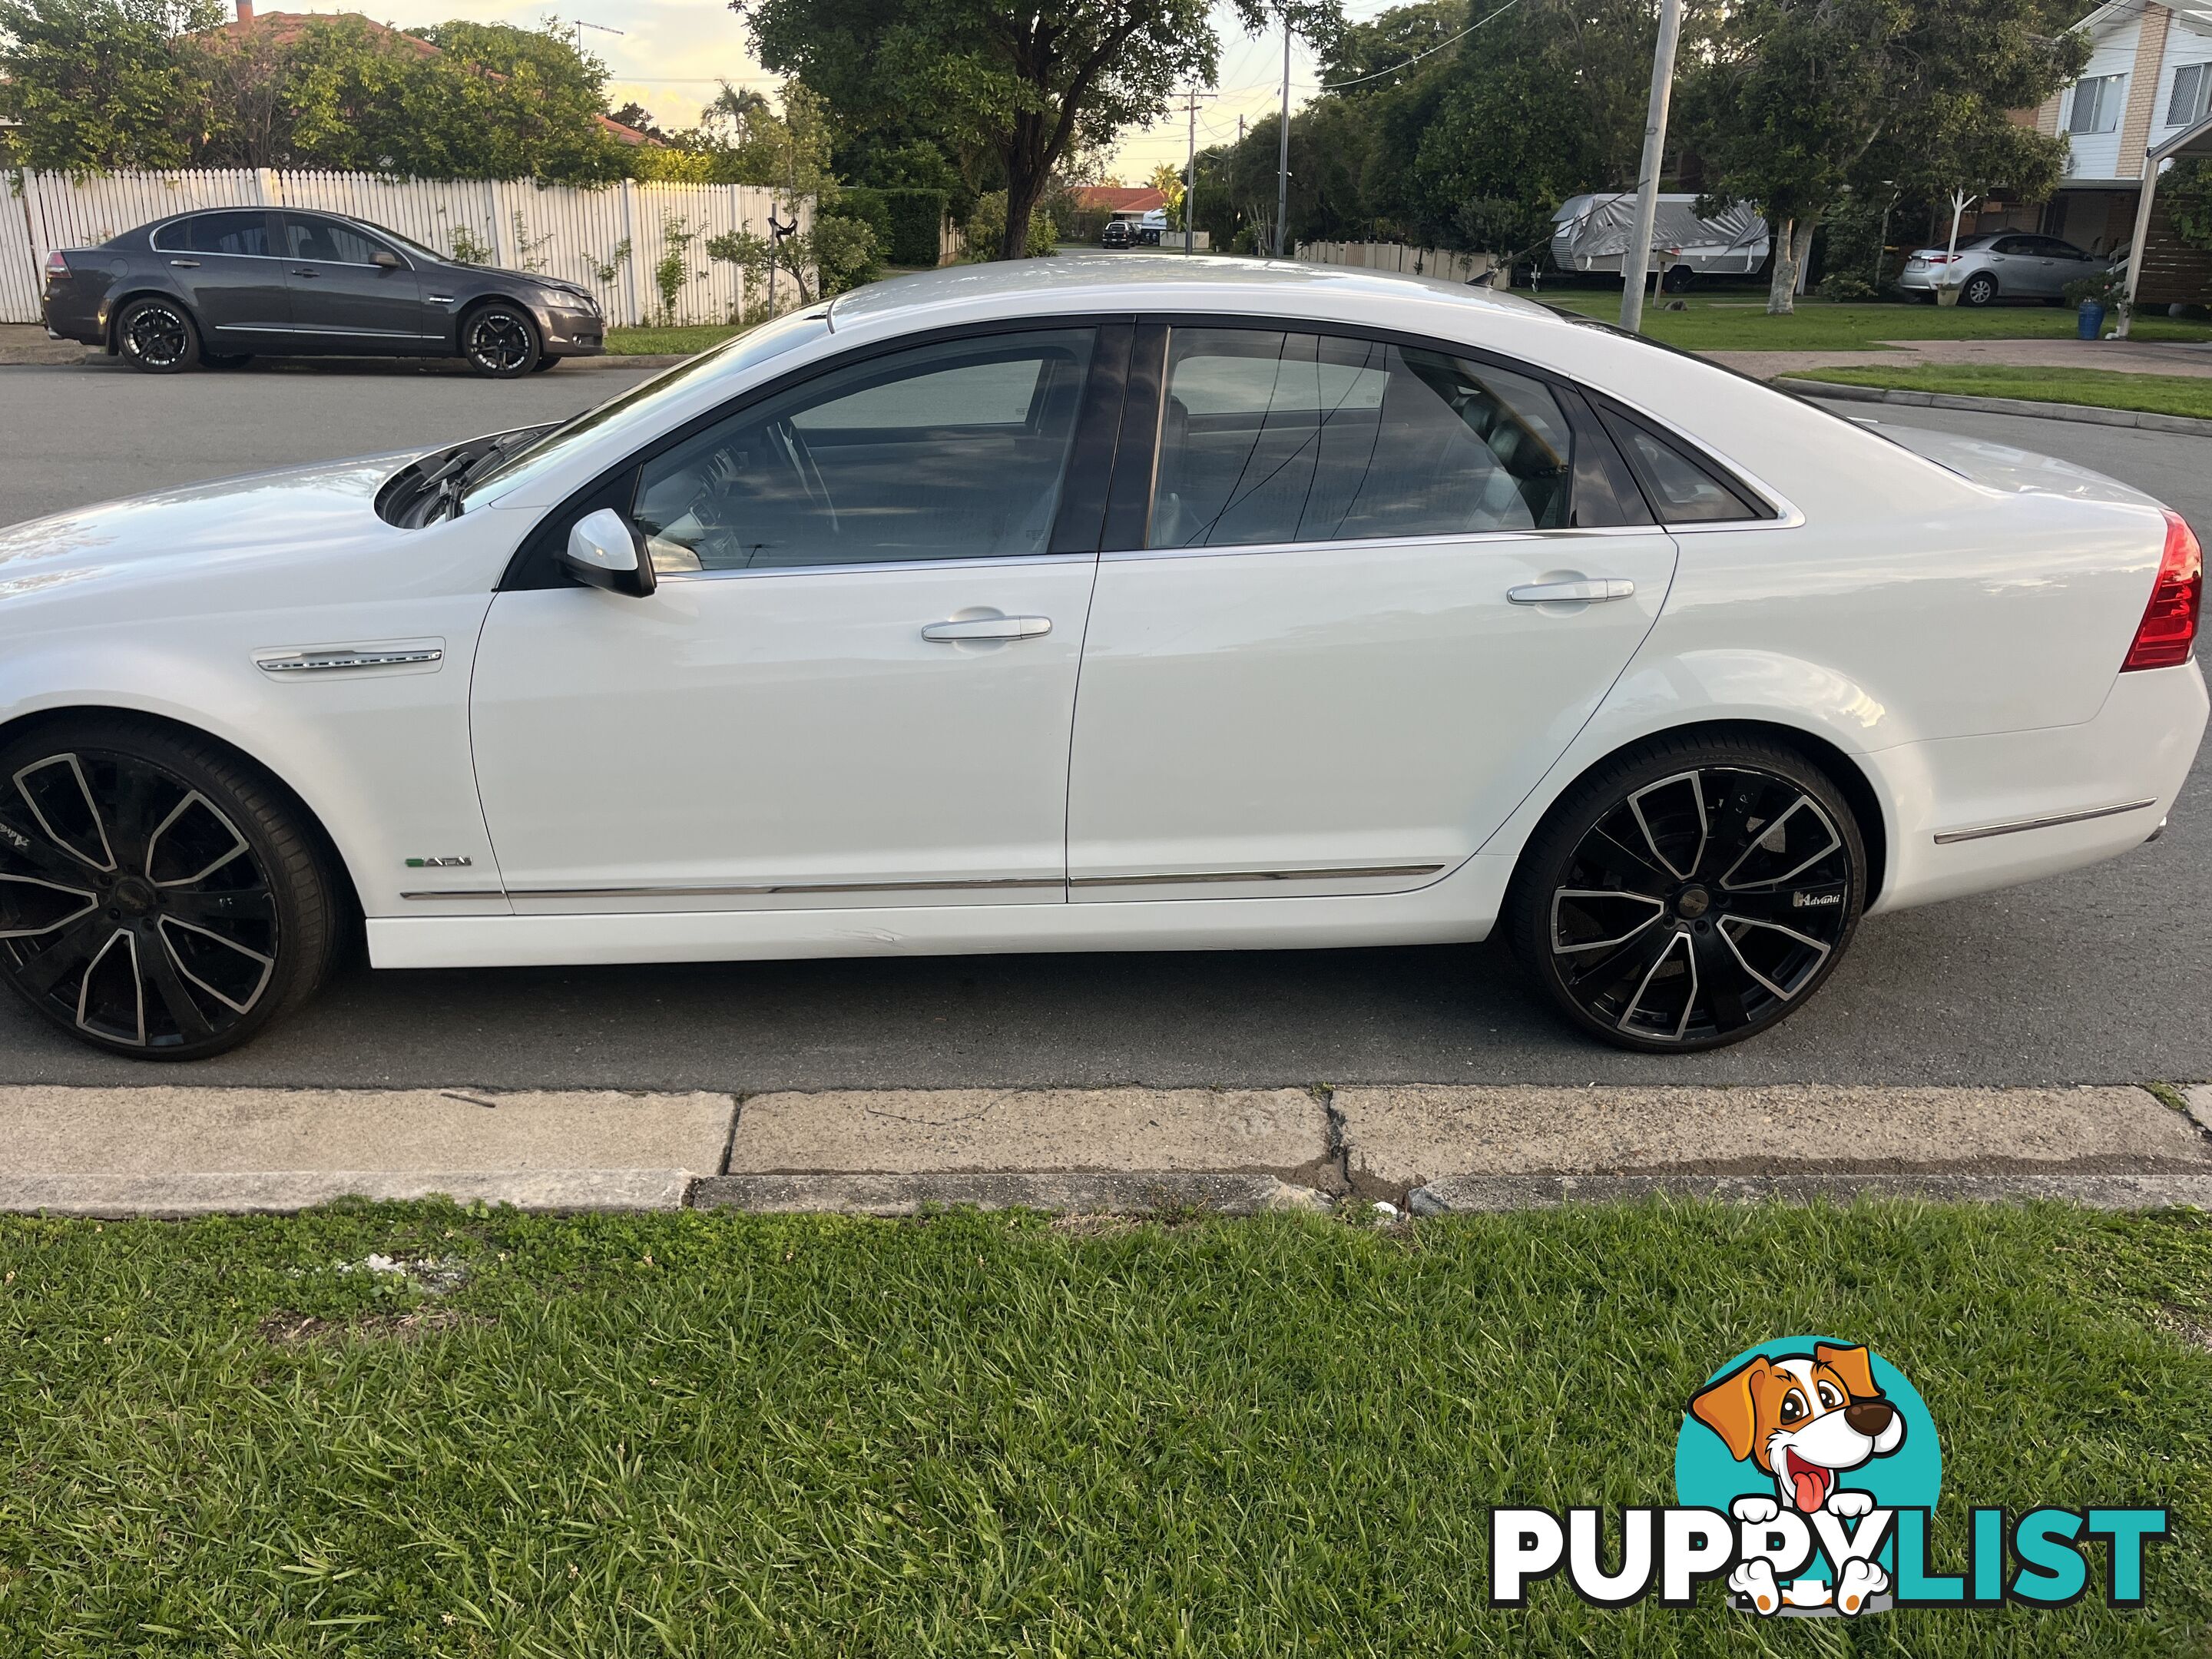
[[631, 328, 1095, 572], [285, 216, 394, 266], [1992, 236, 2035, 255], [1598, 408, 1764, 525], [190, 211, 273, 257], [1148, 327, 1575, 548]]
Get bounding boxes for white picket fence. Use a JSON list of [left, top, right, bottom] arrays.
[[2, 168, 809, 328], [1296, 240, 1497, 286]]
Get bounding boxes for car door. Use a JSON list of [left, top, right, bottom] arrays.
[[1064, 324, 1682, 900], [1989, 235, 2053, 296], [154, 211, 289, 343], [467, 324, 1120, 912], [2042, 237, 2098, 291], [278, 214, 429, 349]]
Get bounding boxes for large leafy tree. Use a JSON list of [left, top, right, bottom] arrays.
[[0, 0, 222, 173], [734, 0, 1343, 260], [1684, 0, 2085, 313]]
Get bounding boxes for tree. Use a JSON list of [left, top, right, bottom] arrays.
[[0, 0, 222, 173], [1147, 160, 1184, 228], [733, 0, 1343, 260], [1684, 0, 2085, 313]]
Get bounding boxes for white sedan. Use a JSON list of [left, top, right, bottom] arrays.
[[0, 258, 2201, 1058]]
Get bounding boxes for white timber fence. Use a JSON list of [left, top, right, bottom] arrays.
[[2, 169, 808, 327], [1295, 240, 1497, 286]]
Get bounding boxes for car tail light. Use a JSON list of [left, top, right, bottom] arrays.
[[2122, 508, 2203, 671], [43, 250, 68, 278], [1923, 253, 1952, 264]]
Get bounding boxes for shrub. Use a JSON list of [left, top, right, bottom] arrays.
[[965, 190, 1058, 260], [1814, 271, 1876, 302]]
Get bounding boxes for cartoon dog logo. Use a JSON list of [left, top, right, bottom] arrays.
[[1689, 1342, 1906, 1614]]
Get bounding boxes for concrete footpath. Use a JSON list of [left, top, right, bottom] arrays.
[[2, 1082, 2208, 1218]]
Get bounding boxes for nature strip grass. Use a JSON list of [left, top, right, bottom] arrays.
[[1780, 363, 2212, 421], [2, 1199, 2207, 1655], [602, 324, 749, 356], [1545, 293, 2212, 353]]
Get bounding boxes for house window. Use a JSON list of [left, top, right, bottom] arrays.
[[2068, 73, 2126, 134], [2169, 61, 2212, 127]]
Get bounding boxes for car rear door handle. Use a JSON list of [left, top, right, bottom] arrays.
[[1508, 578, 1635, 604], [920, 615, 1052, 642], [291, 267, 319, 278], [169, 258, 200, 268]]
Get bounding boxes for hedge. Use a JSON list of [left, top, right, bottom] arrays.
[[841, 187, 947, 267]]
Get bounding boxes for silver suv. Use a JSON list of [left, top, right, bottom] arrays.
[[1898, 232, 2108, 306]]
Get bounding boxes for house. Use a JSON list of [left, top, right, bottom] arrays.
[[2018, 0, 2212, 253], [216, 2, 662, 147], [1071, 186, 1167, 227]]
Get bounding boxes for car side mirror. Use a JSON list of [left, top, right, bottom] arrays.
[[371, 250, 402, 271], [561, 507, 657, 598]]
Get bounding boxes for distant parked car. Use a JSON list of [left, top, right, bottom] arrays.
[[1101, 220, 1133, 249], [1896, 232, 2108, 306], [41, 207, 607, 376]]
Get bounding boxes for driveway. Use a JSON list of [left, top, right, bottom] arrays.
[[0, 366, 2204, 1090]]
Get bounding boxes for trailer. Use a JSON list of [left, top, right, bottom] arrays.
[[1549, 194, 1769, 285]]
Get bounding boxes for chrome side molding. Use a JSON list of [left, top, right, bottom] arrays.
[[1932, 798, 2159, 846]]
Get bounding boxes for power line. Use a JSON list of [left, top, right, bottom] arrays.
[[1316, 0, 1529, 91]]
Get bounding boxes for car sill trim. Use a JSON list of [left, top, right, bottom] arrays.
[[1932, 798, 2158, 845], [402, 863, 1448, 902]]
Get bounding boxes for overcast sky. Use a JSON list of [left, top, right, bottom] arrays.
[[321, 0, 1380, 184]]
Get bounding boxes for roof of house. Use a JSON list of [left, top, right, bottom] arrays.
[[1072, 186, 1167, 212], [206, 12, 662, 146]]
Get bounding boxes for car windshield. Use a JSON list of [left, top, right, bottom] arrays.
[[457, 307, 833, 511]]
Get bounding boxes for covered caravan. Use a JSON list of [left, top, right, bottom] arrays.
[[1550, 194, 1770, 280]]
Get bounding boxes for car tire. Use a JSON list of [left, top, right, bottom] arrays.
[[461, 301, 542, 377], [115, 297, 201, 373], [1506, 733, 1866, 1053], [0, 717, 342, 1059], [1961, 273, 1998, 306]]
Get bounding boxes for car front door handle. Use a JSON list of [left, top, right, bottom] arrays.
[[920, 615, 1052, 643], [291, 268, 319, 278], [169, 258, 200, 269], [1508, 578, 1636, 605]]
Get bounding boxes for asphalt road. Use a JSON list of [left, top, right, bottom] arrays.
[[0, 364, 2204, 1088]]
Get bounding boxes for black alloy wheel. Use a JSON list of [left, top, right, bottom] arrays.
[[117, 298, 200, 373], [1510, 737, 1865, 1051], [0, 720, 339, 1058], [463, 303, 541, 378], [1961, 272, 1999, 307]]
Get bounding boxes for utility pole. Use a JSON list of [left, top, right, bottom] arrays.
[[1275, 11, 1291, 257], [1182, 85, 1199, 255], [1618, 0, 1682, 333]]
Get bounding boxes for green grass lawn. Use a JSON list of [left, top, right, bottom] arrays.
[[603, 324, 747, 356], [1782, 363, 2212, 419], [2, 1200, 2207, 1654], [1545, 293, 2212, 352]]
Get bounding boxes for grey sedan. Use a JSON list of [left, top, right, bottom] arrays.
[[40, 207, 607, 376], [1896, 231, 2106, 306]]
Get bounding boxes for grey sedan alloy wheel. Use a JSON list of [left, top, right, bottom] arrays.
[[0, 719, 339, 1058], [463, 303, 542, 378], [117, 297, 200, 373], [1961, 272, 1999, 307]]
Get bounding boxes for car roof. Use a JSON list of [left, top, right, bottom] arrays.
[[826, 253, 1558, 336]]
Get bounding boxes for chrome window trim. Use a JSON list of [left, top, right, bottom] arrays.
[[1932, 798, 2158, 845], [655, 551, 1098, 582], [1099, 523, 1677, 565]]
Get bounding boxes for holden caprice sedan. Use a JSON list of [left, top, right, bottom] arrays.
[[0, 258, 2201, 1058]]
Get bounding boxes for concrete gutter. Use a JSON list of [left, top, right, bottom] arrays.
[[1777, 376, 2212, 436], [2, 1082, 2207, 1218]]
